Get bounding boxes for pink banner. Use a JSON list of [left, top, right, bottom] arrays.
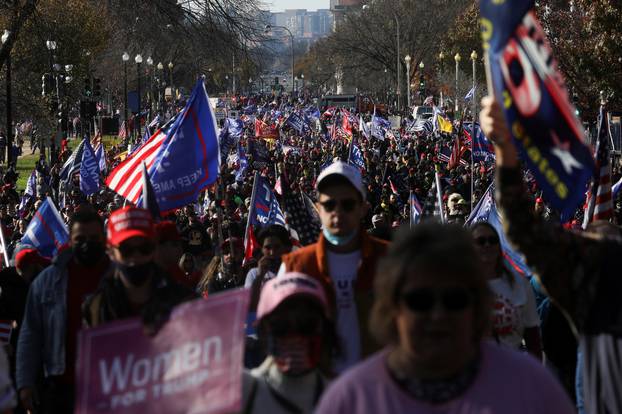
[[75, 289, 249, 414]]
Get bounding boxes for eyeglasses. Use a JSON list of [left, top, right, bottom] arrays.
[[402, 287, 473, 313], [118, 242, 155, 257], [474, 236, 499, 246], [318, 198, 358, 213]]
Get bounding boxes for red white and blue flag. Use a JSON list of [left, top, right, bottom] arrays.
[[583, 105, 613, 227], [481, 0, 595, 218], [107, 79, 219, 212], [20, 197, 69, 258]]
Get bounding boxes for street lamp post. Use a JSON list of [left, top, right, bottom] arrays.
[[394, 14, 400, 111], [438, 51, 445, 107], [2, 30, 11, 165], [168, 61, 174, 99], [454, 53, 461, 114], [301, 74, 305, 92], [46, 40, 60, 162], [122, 52, 129, 139], [419, 61, 425, 104], [146, 56, 153, 118], [157, 62, 163, 113], [135, 54, 142, 138], [265, 24, 294, 95], [404, 54, 411, 109], [470, 50, 478, 211]]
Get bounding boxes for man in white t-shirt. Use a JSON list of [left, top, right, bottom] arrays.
[[278, 161, 388, 373]]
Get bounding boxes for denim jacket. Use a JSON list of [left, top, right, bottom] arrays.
[[16, 250, 72, 390]]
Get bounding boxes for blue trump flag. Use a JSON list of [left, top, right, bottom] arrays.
[[147, 78, 220, 212], [235, 142, 248, 182], [219, 118, 243, 159], [465, 183, 532, 278], [286, 112, 310, 134], [348, 140, 366, 171], [464, 122, 495, 163], [79, 140, 100, 196], [21, 197, 69, 258], [249, 174, 286, 227], [480, 0, 594, 217], [139, 162, 161, 220], [94, 144, 107, 174]]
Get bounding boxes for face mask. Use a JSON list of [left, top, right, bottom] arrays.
[[118, 262, 154, 286], [268, 334, 322, 376], [322, 227, 357, 247], [73, 241, 105, 266]]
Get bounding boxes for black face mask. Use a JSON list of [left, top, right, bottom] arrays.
[[118, 262, 154, 286], [73, 241, 105, 266]]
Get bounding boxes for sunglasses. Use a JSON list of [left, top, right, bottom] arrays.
[[319, 198, 358, 213], [474, 236, 499, 246], [402, 287, 473, 313], [119, 242, 155, 257]]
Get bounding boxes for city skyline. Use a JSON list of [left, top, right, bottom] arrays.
[[268, 0, 330, 12]]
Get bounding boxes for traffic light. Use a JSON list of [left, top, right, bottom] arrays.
[[93, 78, 101, 97], [274, 77, 279, 85], [84, 77, 92, 97], [419, 74, 425, 92]]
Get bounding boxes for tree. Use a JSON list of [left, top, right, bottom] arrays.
[[311, 0, 471, 101]]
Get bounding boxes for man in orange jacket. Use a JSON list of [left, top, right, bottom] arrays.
[[279, 161, 388, 373]]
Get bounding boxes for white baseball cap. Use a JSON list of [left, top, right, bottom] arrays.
[[316, 161, 365, 199]]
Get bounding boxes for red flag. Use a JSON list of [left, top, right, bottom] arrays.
[[342, 112, 353, 142], [243, 223, 259, 265], [254, 119, 278, 140]]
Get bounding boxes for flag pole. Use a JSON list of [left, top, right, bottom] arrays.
[[0, 223, 8, 267], [409, 190, 413, 229], [214, 177, 226, 271], [243, 172, 260, 263], [434, 166, 445, 223]]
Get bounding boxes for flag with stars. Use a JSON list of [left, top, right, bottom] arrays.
[[583, 105, 613, 227], [481, 0, 595, 218], [281, 174, 321, 246]]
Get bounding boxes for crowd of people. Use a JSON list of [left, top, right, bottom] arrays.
[[0, 89, 619, 414]]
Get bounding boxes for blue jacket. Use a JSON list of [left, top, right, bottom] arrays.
[[16, 250, 111, 390], [16, 249, 72, 389]]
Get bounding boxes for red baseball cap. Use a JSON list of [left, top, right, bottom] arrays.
[[15, 248, 51, 270], [107, 206, 154, 246]]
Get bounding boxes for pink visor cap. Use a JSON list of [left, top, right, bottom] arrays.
[[256, 272, 329, 320]]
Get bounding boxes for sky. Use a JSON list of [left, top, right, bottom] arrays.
[[268, 0, 330, 12]]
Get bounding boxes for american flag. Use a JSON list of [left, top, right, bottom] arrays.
[[423, 96, 435, 106], [281, 180, 321, 246], [59, 139, 85, 183], [583, 105, 613, 228], [447, 135, 463, 170], [105, 115, 178, 204], [118, 121, 127, 139]]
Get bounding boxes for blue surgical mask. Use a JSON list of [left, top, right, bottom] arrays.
[[322, 226, 357, 246]]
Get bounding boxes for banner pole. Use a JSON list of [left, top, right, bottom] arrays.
[[0, 222, 8, 267]]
